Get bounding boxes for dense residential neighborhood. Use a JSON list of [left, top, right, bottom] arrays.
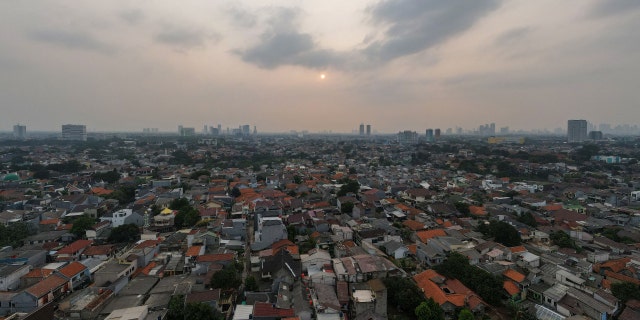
[[1, 133, 640, 320]]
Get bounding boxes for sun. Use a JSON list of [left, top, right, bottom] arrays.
[[320, 73, 326, 80]]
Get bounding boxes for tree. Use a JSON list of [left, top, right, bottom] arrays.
[[184, 302, 223, 320], [0, 222, 32, 248], [70, 216, 96, 238], [108, 224, 141, 243], [383, 276, 425, 313], [434, 252, 503, 306], [611, 282, 640, 303], [415, 299, 444, 320], [230, 187, 241, 198], [210, 265, 241, 290], [166, 295, 185, 320], [477, 220, 521, 247], [517, 212, 538, 227], [175, 207, 200, 229], [458, 308, 474, 320], [340, 202, 354, 214], [337, 179, 359, 197], [245, 275, 258, 291], [170, 198, 191, 210]]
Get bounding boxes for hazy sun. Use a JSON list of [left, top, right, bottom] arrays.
[[320, 73, 326, 80]]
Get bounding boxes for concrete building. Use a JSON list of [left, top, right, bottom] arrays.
[[13, 124, 26, 139], [61, 124, 87, 141], [567, 120, 588, 143], [0, 264, 30, 291]]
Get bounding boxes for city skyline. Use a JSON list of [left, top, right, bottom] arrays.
[[1, 1, 640, 132]]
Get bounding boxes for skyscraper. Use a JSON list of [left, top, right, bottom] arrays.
[[359, 123, 365, 135], [61, 124, 87, 141], [13, 124, 26, 140], [425, 129, 434, 142], [434, 128, 441, 139], [567, 120, 588, 143], [366, 124, 371, 136]]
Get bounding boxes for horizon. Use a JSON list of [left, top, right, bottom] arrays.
[[2, 1, 640, 132]]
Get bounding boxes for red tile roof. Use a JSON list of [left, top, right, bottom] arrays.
[[503, 269, 526, 283], [196, 253, 235, 263], [403, 220, 426, 231], [56, 240, 93, 255], [26, 274, 67, 298], [416, 229, 447, 243], [23, 268, 54, 279], [503, 281, 520, 296], [82, 245, 115, 256], [186, 245, 202, 257], [253, 302, 295, 318], [59, 261, 87, 278]]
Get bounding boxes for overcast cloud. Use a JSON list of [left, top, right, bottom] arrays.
[[0, 0, 639, 133]]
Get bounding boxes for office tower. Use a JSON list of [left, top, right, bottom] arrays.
[[61, 124, 87, 141], [588, 131, 603, 140], [203, 125, 208, 134], [397, 131, 418, 144], [446, 128, 452, 135], [253, 126, 257, 135], [500, 127, 509, 135], [241, 125, 251, 135], [13, 124, 26, 139], [425, 129, 434, 142], [218, 124, 222, 134], [178, 125, 183, 135], [434, 128, 441, 139], [490, 123, 496, 135], [567, 120, 588, 143], [366, 124, 371, 136], [359, 123, 365, 135]]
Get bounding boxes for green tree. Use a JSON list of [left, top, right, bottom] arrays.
[[0, 222, 32, 248], [611, 282, 640, 303], [169, 198, 191, 210], [337, 179, 360, 197], [175, 207, 200, 229], [245, 275, 258, 291], [184, 302, 223, 320], [383, 276, 425, 313], [70, 216, 96, 238], [166, 295, 185, 320], [340, 202, 354, 214], [517, 212, 538, 227], [477, 220, 521, 247], [458, 308, 474, 320], [434, 252, 503, 306], [108, 224, 141, 243], [415, 299, 444, 320], [210, 265, 242, 290]]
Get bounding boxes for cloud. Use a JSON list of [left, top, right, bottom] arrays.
[[119, 9, 144, 25], [227, 5, 257, 29], [154, 27, 220, 49], [235, 2, 502, 71], [363, 0, 502, 62], [495, 27, 532, 46], [29, 30, 113, 54], [589, 0, 640, 18], [234, 7, 341, 69]]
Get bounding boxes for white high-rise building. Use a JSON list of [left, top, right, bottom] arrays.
[[567, 120, 588, 143], [61, 124, 87, 141], [13, 124, 26, 139]]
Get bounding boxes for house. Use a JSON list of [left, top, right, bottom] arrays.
[[11, 274, 69, 312], [99, 209, 144, 228], [252, 302, 295, 320], [186, 289, 221, 312], [54, 239, 93, 262], [0, 264, 30, 291], [413, 269, 486, 317], [57, 261, 91, 291], [252, 216, 287, 251], [301, 248, 332, 276], [381, 240, 409, 259], [312, 283, 341, 315]]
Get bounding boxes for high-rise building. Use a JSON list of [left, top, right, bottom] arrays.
[[241, 125, 251, 135], [13, 124, 26, 140], [567, 120, 588, 143], [434, 128, 441, 139], [366, 124, 371, 136], [588, 131, 603, 140], [425, 129, 434, 142], [61, 124, 87, 141], [359, 123, 365, 135]]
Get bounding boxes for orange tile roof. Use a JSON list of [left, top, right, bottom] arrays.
[[39, 218, 60, 225], [185, 245, 202, 257], [503, 269, 526, 283], [503, 280, 520, 296], [413, 270, 465, 307], [442, 221, 453, 228], [605, 270, 640, 285], [57, 240, 93, 255], [402, 219, 426, 231], [196, 253, 235, 263], [24, 268, 54, 279], [26, 274, 67, 298], [59, 261, 87, 278], [469, 206, 487, 216], [509, 246, 527, 253], [407, 244, 417, 255], [416, 229, 447, 243]]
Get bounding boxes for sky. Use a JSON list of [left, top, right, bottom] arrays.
[[1, 0, 639, 134]]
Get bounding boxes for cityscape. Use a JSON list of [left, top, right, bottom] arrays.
[[2, 1, 640, 320]]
